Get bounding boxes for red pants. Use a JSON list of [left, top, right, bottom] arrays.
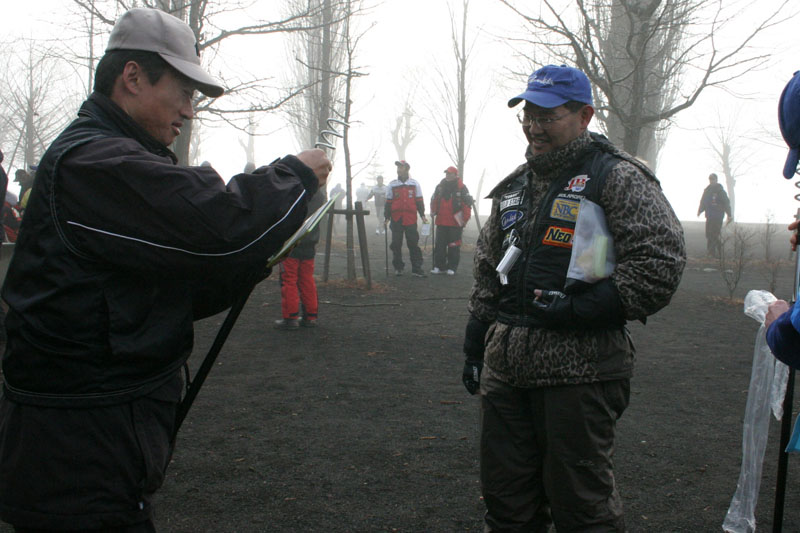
[[279, 257, 318, 320]]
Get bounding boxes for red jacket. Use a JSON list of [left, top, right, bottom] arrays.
[[385, 177, 425, 225], [430, 178, 471, 227]]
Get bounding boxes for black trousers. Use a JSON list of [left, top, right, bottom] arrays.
[[705, 216, 724, 256], [480, 373, 629, 532], [432, 225, 463, 271], [389, 219, 422, 272], [0, 376, 181, 531]]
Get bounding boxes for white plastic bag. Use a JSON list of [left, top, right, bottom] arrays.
[[723, 290, 783, 533], [565, 198, 615, 291]]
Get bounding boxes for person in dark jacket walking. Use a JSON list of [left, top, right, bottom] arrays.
[[0, 8, 330, 532], [430, 166, 471, 275], [461, 65, 685, 532], [275, 189, 326, 329], [697, 172, 732, 257]]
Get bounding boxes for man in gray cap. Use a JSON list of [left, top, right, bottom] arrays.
[[0, 8, 330, 532], [460, 64, 685, 531]]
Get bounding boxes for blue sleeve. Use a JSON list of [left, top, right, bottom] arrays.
[[767, 303, 800, 368]]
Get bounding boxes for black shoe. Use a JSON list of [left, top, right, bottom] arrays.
[[395, 269, 404, 276], [411, 269, 426, 278], [301, 318, 317, 328]]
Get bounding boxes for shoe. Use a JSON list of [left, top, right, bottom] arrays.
[[446, 269, 455, 275], [300, 318, 317, 328], [375, 228, 380, 234], [274, 318, 299, 330], [411, 269, 427, 278], [431, 267, 442, 274], [395, 269, 403, 276]]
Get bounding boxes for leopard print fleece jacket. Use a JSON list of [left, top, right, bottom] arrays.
[[468, 130, 686, 388]]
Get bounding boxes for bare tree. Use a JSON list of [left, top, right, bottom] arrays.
[[283, 0, 349, 156], [390, 98, 418, 162], [498, 0, 795, 168], [424, 0, 487, 180], [237, 110, 258, 170], [761, 213, 789, 296], [704, 108, 755, 220], [71, 0, 347, 164], [718, 223, 753, 300], [335, 0, 369, 279], [0, 41, 79, 173]]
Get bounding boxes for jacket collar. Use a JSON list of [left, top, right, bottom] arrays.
[[78, 92, 178, 163]]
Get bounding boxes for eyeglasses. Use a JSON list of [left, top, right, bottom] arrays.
[[516, 110, 574, 128]]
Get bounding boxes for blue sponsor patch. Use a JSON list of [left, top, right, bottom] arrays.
[[501, 209, 523, 229]]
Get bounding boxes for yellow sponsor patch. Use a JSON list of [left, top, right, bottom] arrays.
[[542, 226, 573, 248], [550, 198, 580, 222]]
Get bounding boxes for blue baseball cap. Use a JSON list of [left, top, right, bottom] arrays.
[[779, 71, 800, 179], [508, 65, 593, 109]]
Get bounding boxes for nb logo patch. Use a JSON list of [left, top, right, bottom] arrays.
[[501, 210, 523, 230], [542, 226, 573, 248], [564, 175, 590, 192], [550, 198, 580, 222]]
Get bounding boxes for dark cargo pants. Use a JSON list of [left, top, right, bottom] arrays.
[[480, 373, 630, 532]]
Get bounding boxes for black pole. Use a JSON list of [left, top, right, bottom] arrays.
[[773, 367, 795, 532], [172, 273, 259, 443]]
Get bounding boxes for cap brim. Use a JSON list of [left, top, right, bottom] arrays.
[[160, 54, 224, 98], [507, 91, 567, 109], [784, 147, 799, 179]]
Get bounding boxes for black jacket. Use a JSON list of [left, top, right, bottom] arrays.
[[1, 92, 317, 406]]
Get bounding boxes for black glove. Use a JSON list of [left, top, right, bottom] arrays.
[[462, 360, 483, 395], [529, 278, 625, 330], [462, 315, 490, 395]]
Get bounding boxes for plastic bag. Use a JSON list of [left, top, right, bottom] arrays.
[[420, 223, 431, 237], [723, 290, 783, 533], [565, 198, 615, 292]]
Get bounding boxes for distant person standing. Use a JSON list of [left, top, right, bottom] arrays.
[[0, 151, 7, 243], [329, 183, 344, 233], [356, 182, 370, 208], [385, 160, 427, 276], [14, 169, 34, 213], [275, 189, 326, 329], [430, 166, 471, 275], [697, 172, 731, 257], [367, 175, 387, 234]]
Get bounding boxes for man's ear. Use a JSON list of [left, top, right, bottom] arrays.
[[579, 105, 595, 128], [119, 61, 144, 95]]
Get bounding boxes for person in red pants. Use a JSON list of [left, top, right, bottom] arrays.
[[275, 189, 326, 329]]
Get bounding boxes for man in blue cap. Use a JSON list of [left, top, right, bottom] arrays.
[[461, 64, 685, 531]]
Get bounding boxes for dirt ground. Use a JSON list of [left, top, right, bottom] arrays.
[[5, 215, 800, 532]]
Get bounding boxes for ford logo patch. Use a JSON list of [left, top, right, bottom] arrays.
[[501, 210, 522, 229]]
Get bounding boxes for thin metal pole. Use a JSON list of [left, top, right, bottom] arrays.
[[772, 207, 800, 531]]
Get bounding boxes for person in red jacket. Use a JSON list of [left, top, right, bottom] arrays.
[[384, 160, 428, 276], [430, 166, 471, 275]]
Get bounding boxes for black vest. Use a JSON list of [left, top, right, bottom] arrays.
[[495, 138, 652, 326]]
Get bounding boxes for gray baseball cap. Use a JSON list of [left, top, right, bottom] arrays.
[[106, 8, 224, 98]]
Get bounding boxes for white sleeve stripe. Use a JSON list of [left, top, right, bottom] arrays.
[[65, 190, 307, 257]]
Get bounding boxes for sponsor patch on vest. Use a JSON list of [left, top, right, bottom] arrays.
[[500, 190, 523, 211], [501, 210, 523, 230], [550, 198, 580, 222], [542, 226, 573, 248], [564, 175, 590, 192]]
